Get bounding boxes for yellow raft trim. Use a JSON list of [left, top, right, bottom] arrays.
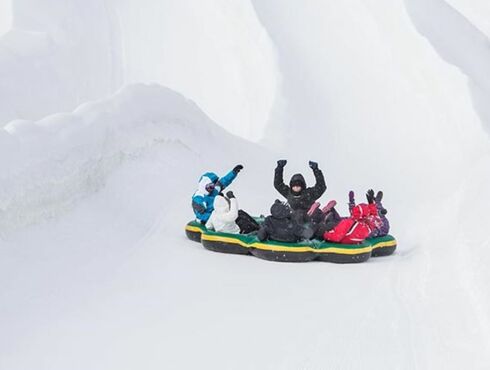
[[186, 225, 204, 234], [371, 240, 397, 250], [201, 233, 373, 255], [188, 224, 396, 255]]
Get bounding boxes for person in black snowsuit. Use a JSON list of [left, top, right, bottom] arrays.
[[274, 160, 327, 223], [257, 200, 314, 243]]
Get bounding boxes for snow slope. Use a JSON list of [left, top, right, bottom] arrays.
[[1, 84, 489, 369], [113, 0, 279, 141], [406, 0, 490, 136], [0, 0, 11, 36], [1, 0, 490, 369], [0, 84, 281, 369], [445, 0, 490, 37], [253, 0, 488, 196], [0, 83, 274, 234], [0, 0, 279, 141], [0, 83, 480, 370], [0, 0, 122, 126]]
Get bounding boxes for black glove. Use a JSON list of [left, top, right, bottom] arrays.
[[226, 191, 235, 199], [366, 189, 375, 204], [233, 164, 244, 174], [349, 190, 355, 204], [277, 160, 287, 168], [375, 191, 384, 203], [308, 161, 318, 170]]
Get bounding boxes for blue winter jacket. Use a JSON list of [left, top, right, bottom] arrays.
[[191, 170, 237, 223]]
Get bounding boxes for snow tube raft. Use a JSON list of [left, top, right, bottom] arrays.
[[185, 221, 396, 264]]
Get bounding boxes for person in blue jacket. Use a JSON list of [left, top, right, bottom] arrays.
[[192, 165, 243, 224]]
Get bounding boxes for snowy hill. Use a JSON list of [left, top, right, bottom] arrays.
[[1, 1, 490, 369], [0, 83, 274, 234], [0, 0, 278, 141], [0, 84, 279, 369]]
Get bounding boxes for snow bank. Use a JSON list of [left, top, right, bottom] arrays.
[[0, 0, 122, 127], [405, 0, 490, 136], [252, 0, 488, 225], [113, 0, 279, 141], [248, 3, 490, 366], [399, 5, 490, 346], [0, 0, 12, 36], [0, 83, 270, 234], [0, 0, 279, 141], [445, 0, 490, 38]]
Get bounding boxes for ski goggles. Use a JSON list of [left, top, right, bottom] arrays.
[[205, 182, 216, 193]]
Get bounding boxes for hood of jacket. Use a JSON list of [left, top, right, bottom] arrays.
[[289, 173, 306, 194], [196, 173, 218, 196]]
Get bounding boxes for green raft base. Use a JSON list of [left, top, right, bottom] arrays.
[[185, 220, 397, 264]]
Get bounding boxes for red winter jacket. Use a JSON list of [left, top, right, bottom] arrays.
[[324, 204, 380, 244]]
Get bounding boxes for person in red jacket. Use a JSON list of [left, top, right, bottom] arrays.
[[323, 192, 381, 244]]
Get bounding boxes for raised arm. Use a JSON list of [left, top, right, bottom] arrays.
[[366, 189, 375, 205], [307, 161, 327, 199], [217, 165, 243, 190], [375, 191, 387, 215], [274, 160, 290, 198], [348, 191, 355, 213]]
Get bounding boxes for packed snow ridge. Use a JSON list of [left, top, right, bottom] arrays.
[[0, 84, 257, 234], [0, 0, 278, 141]]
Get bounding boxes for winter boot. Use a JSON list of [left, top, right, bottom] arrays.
[[307, 202, 320, 217], [321, 200, 337, 215]]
